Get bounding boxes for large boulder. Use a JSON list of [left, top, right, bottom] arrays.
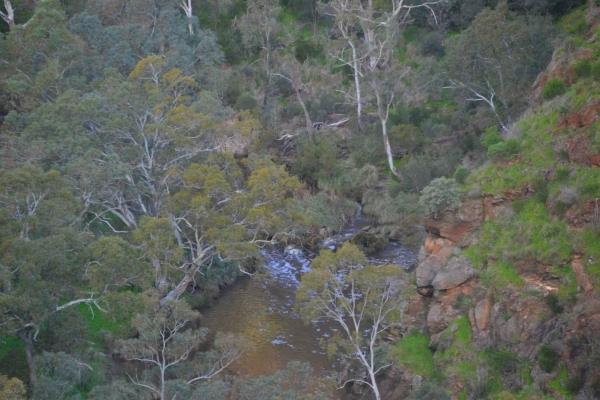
[[416, 237, 453, 287], [475, 296, 492, 331], [431, 257, 475, 290], [424, 200, 482, 244], [427, 303, 461, 334]]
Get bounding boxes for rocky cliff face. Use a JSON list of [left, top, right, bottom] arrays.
[[402, 192, 599, 399]]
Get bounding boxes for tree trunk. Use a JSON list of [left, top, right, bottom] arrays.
[[0, 0, 15, 29], [161, 272, 194, 304], [368, 368, 382, 400], [263, 49, 271, 106], [17, 327, 36, 391], [294, 87, 313, 141], [375, 89, 402, 180], [349, 41, 363, 130], [382, 125, 402, 180]]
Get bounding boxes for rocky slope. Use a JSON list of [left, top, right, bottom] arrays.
[[369, 6, 600, 400]]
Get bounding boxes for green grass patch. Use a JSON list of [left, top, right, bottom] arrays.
[[547, 366, 572, 397], [0, 335, 23, 360], [464, 201, 571, 274], [453, 317, 472, 343], [78, 303, 131, 349], [394, 330, 434, 377]]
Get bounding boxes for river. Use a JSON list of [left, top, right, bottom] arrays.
[[200, 214, 417, 387]]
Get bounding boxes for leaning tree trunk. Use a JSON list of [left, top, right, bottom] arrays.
[[0, 0, 16, 29], [17, 327, 36, 391], [294, 86, 313, 141]]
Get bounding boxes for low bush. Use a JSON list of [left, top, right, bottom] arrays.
[[591, 62, 600, 80], [487, 139, 520, 161], [545, 293, 563, 314], [454, 167, 469, 184], [573, 59, 591, 79], [554, 167, 570, 183], [566, 370, 585, 394], [481, 127, 503, 148], [542, 78, 565, 99], [538, 344, 558, 372], [419, 178, 462, 217]]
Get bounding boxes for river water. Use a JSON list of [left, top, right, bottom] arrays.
[[200, 214, 417, 383]]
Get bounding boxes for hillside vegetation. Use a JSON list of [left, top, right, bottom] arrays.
[[1, 0, 600, 399]]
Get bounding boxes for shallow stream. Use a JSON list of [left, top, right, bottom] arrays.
[[200, 214, 417, 382]]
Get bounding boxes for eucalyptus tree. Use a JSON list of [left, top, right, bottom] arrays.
[[136, 153, 306, 302], [296, 243, 409, 400], [0, 166, 147, 389], [321, 0, 446, 179], [272, 53, 315, 140], [239, 0, 284, 106], [65, 58, 233, 229], [0, 0, 83, 112], [444, 1, 554, 130], [115, 299, 248, 400]]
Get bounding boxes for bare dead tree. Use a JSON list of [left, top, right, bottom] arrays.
[[0, 0, 15, 29]]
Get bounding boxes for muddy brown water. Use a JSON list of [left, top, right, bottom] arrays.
[[200, 214, 417, 392]]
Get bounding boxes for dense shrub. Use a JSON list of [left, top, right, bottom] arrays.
[[453, 167, 469, 184], [532, 176, 549, 203], [542, 78, 565, 99], [420, 32, 445, 58], [487, 139, 520, 161], [555, 167, 571, 183], [481, 127, 503, 148], [538, 344, 559, 372], [408, 382, 450, 400], [419, 178, 462, 217], [545, 293, 563, 314], [233, 93, 258, 111], [566, 371, 585, 394], [591, 62, 600, 80], [573, 59, 591, 79], [564, 16, 588, 34], [294, 40, 323, 62]]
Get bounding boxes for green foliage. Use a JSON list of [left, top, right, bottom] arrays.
[[532, 176, 549, 203], [452, 317, 472, 343], [291, 136, 338, 186], [545, 293, 563, 314], [547, 366, 570, 396], [563, 15, 588, 35], [482, 347, 522, 375], [393, 331, 435, 378], [555, 167, 571, 183], [538, 344, 559, 373], [542, 78, 566, 99], [0, 374, 26, 400], [482, 127, 503, 149], [591, 62, 600, 80], [573, 59, 591, 79], [487, 139, 521, 162], [419, 178, 462, 217], [565, 370, 585, 394], [453, 168, 469, 185], [453, 294, 473, 313], [233, 93, 258, 111], [408, 381, 449, 399], [465, 201, 571, 273]]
